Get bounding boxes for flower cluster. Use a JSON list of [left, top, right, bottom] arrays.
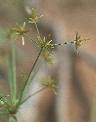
[[28, 8, 43, 24], [72, 32, 88, 49], [9, 22, 28, 45], [11, 22, 28, 36], [41, 77, 58, 95]]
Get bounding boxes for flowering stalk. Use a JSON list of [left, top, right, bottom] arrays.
[[17, 47, 43, 107], [21, 86, 47, 105], [8, 42, 17, 104], [0, 8, 88, 122]]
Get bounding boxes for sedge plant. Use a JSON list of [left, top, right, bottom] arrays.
[[0, 8, 87, 122]]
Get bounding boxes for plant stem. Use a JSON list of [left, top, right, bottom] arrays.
[[9, 116, 17, 122], [21, 86, 47, 104], [17, 22, 44, 107], [34, 22, 41, 37], [8, 43, 17, 104], [18, 47, 43, 106]]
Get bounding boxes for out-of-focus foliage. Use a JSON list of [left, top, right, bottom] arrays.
[[0, 28, 8, 44], [0, 0, 24, 21]]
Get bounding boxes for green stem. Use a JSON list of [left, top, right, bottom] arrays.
[[17, 22, 44, 107], [9, 116, 17, 122], [21, 86, 47, 105], [34, 22, 41, 37], [8, 43, 17, 104], [18, 48, 43, 106]]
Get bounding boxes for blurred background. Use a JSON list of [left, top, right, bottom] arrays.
[[0, 0, 96, 122]]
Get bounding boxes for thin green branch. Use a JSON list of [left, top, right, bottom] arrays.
[[8, 43, 17, 104], [34, 22, 41, 38], [17, 47, 43, 106], [21, 86, 47, 105], [17, 22, 44, 107]]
